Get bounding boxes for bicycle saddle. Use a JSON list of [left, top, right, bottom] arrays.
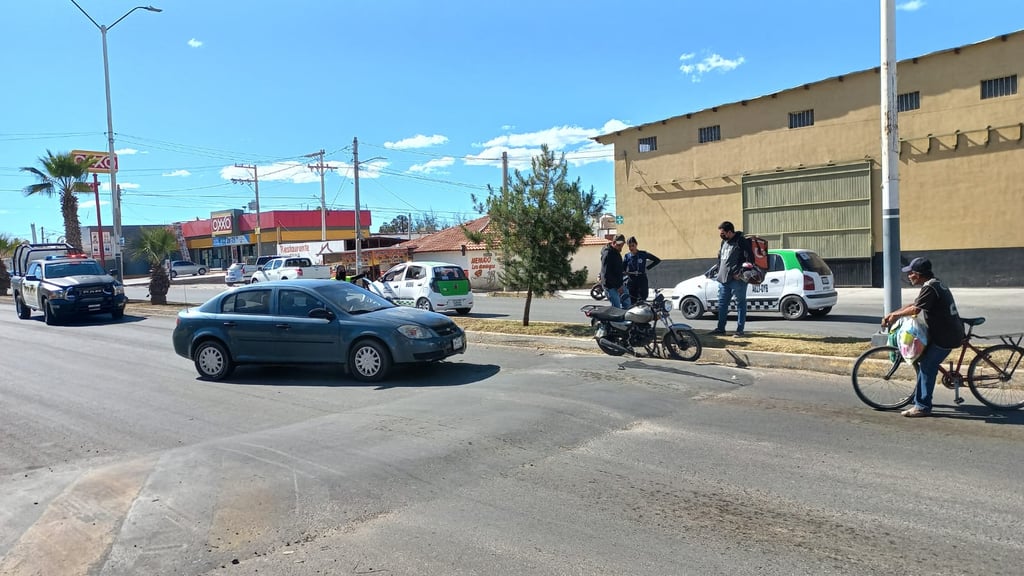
[[961, 317, 985, 326]]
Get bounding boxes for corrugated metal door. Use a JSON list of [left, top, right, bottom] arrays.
[[742, 162, 872, 286]]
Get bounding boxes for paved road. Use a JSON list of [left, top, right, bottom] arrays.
[[130, 278, 1024, 339], [2, 312, 1023, 575]]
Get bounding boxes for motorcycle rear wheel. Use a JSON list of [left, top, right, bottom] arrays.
[[590, 284, 606, 301], [663, 328, 702, 362]]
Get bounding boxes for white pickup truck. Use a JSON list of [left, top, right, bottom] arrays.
[[249, 257, 332, 283]]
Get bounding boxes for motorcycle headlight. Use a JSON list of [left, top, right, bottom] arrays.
[[397, 324, 433, 339], [663, 300, 673, 312]]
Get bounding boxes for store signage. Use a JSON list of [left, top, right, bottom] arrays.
[[210, 210, 237, 236], [212, 235, 251, 247]]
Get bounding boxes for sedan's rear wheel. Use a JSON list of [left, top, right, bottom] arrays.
[[198, 267, 207, 275], [193, 340, 234, 381], [349, 339, 392, 382], [170, 270, 178, 279]]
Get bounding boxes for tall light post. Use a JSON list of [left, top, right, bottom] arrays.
[[70, 1, 162, 280]]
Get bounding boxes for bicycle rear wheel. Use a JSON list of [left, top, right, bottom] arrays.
[[851, 346, 916, 410], [967, 344, 1024, 410]]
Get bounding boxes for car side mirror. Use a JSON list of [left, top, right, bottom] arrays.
[[108, 269, 117, 276], [308, 308, 334, 321]]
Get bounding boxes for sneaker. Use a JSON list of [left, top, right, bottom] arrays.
[[735, 330, 745, 337], [901, 407, 931, 418], [708, 328, 726, 335]]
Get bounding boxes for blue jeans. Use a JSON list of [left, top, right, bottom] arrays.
[[716, 278, 748, 331], [913, 344, 952, 411], [604, 285, 624, 308]]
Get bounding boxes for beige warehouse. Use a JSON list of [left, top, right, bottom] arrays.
[[595, 30, 1023, 288]]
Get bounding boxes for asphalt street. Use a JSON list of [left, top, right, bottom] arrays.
[[129, 275, 1024, 339], [2, 312, 1023, 575]]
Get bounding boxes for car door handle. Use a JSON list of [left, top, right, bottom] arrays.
[[275, 323, 290, 330], [222, 321, 236, 327], [770, 279, 780, 283]]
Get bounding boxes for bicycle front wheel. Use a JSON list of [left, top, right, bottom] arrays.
[[967, 344, 1024, 410], [851, 346, 916, 410]]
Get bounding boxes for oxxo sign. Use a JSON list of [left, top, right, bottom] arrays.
[[210, 211, 237, 236], [71, 149, 118, 174]]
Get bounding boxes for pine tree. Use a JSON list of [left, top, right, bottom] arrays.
[[468, 145, 605, 325]]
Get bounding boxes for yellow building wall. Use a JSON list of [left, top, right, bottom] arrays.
[[605, 32, 1024, 260]]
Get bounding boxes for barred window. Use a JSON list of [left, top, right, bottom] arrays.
[[788, 109, 814, 129], [698, 125, 721, 143], [638, 136, 657, 153], [897, 91, 920, 112], [981, 74, 1017, 99]]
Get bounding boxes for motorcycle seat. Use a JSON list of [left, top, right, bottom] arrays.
[[587, 306, 627, 321]]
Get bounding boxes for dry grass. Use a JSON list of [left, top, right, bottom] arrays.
[[123, 300, 873, 358]]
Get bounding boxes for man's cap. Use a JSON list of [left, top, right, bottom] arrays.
[[901, 257, 932, 274], [613, 234, 626, 245]]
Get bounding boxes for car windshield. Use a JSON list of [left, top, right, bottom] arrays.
[[45, 261, 105, 278], [797, 252, 832, 275], [313, 282, 395, 315]]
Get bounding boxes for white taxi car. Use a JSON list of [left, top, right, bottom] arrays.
[[670, 249, 837, 320], [368, 261, 473, 315]]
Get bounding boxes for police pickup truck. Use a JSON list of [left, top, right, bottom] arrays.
[[11, 242, 127, 325]]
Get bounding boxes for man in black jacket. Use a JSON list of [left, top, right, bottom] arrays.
[[710, 221, 753, 336], [600, 234, 627, 308]]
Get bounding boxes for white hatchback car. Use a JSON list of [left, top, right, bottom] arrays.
[[369, 261, 474, 315], [670, 249, 838, 320]]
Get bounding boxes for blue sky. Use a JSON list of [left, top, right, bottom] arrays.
[[1, 0, 1021, 242]]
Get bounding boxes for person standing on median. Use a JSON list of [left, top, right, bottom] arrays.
[[882, 257, 964, 418], [710, 221, 754, 336], [600, 234, 627, 308], [623, 236, 661, 303]]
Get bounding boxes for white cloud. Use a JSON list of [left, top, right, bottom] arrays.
[[115, 148, 140, 155], [409, 157, 455, 174], [464, 119, 627, 168], [679, 52, 746, 82], [897, 0, 926, 11], [220, 160, 388, 184], [384, 134, 449, 149], [188, 38, 203, 48], [79, 198, 108, 210], [501, 124, 515, 131], [162, 169, 192, 177]]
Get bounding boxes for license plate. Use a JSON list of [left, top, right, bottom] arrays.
[[595, 325, 606, 338], [451, 299, 464, 306], [452, 335, 464, 350], [822, 277, 831, 286]]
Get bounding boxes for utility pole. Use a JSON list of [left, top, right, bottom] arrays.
[[306, 149, 336, 241], [231, 164, 262, 257], [31, 223, 37, 244], [353, 137, 362, 273], [502, 150, 509, 194], [880, 0, 902, 314]]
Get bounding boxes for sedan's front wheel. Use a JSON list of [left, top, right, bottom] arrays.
[[349, 339, 392, 382], [194, 340, 235, 381]]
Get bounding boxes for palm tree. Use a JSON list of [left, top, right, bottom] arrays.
[[131, 227, 177, 305], [21, 150, 92, 250], [0, 233, 28, 296]]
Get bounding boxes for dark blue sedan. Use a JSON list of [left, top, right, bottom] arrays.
[[172, 279, 466, 382]]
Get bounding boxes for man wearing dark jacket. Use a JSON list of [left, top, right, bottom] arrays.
[[710, 221, 753, 336], [600, 234, 627, 308]]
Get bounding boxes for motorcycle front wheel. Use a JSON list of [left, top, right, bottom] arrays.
[[663, 328, 702, 362], [590, 284, 606, 300]]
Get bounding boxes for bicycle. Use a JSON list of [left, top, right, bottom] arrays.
[[851, 316, 1024, 411]]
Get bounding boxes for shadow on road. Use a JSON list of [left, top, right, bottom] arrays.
[[618, 359, 743, 386], [931, 403, 1024, 426], [212, 361, 500, 389]]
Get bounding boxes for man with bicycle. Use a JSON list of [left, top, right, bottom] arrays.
[[882, 257, 964, 417]]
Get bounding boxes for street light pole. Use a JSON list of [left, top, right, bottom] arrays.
[[70, 1, 161, 280]]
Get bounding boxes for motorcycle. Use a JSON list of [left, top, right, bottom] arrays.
[[580, 289, 702, 361]]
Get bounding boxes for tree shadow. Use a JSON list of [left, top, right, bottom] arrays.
[[213, 361, 501, 390]]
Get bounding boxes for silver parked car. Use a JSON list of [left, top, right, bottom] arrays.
[[169, 260, 208, 278]]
